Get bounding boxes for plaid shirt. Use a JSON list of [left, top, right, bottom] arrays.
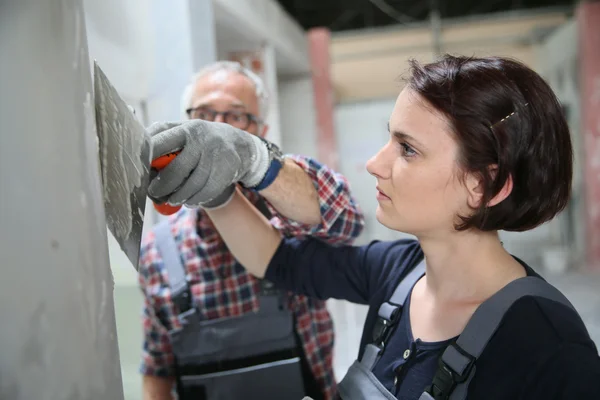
[[138, 155, 364, 399]]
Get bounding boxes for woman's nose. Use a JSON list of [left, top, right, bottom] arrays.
[[366, 141, 393, 179]]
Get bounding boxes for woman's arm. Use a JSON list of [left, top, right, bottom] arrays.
[[206, 187, 282, 278], [206, 188, 412, 303]]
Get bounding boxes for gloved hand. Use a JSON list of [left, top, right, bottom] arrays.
[[147, 120, 270, 208]]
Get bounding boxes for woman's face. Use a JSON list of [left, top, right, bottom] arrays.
[[366, 88, 474, 237]]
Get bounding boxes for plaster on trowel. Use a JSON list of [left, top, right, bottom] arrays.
[[93, 62, 180, 269]]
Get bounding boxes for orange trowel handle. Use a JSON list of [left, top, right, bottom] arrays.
[[150, 151, 182, 215]]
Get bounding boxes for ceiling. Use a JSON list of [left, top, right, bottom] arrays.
[[275, 0, 575, 32]]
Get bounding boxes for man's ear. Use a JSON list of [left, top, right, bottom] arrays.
[[465, 166, 513, 209], [260, 124, 269, 139]]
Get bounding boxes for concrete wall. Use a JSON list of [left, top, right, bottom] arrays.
[[0, 0, 124, 398]]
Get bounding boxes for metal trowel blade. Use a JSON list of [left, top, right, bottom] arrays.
[[94, 61, 152, 270]]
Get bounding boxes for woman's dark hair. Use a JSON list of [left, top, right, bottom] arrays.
[[406, 55, 572, 232]]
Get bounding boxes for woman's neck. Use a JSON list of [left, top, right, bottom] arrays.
[[417, 230, 526, 306]]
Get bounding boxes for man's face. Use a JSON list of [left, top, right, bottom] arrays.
[[187, 69, 267, 137]]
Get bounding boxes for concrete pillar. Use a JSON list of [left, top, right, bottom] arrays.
[[229, 46, 282, 146], [143, 0, 217, 228], [279, 77, 319, 158], [189, 0, 218, 72], [0, 1, 124, 399], [577, 0, 600, 271], [146, 0, 218, 122], [262, 44, 283, 147], [308, 28, 339, 170]]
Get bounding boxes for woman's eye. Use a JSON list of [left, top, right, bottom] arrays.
[[400, 142, 417, 157]]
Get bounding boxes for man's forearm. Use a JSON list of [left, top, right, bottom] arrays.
[[258, 158, 321, 225], [206, 188, 283, 278], [142, 375, 175, 400]]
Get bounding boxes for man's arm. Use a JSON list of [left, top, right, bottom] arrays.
[[146, 121, 364, 244], [258, 155, 365, 245], [259, 157, 320, 225], [206, 187, 370, 296], [139, 296, 176, 400], [143, 376, 175, 400], [138, 240, 177, 400]]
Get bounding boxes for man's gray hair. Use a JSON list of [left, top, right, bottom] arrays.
[[180, 61, 269, 119]]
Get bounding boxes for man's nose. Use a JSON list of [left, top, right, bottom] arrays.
[[214, 113, 226, 123]]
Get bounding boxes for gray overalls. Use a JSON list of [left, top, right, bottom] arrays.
[[154, 219, 307, 400], [336, 259, 578, 400]]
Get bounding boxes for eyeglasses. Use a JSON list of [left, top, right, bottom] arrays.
[[186, 106, 261, 130]]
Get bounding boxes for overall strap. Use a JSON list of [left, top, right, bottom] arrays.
[[423, 276, 577, 400], [154, 219, 192, 314], [362, 259, 426, 370]]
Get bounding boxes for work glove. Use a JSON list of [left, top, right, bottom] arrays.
[[147, 120, 270, 209]]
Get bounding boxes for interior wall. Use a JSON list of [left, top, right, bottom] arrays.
[[330, 8, 570, 102], [278, 76, 319, 159], [335, 99, 415, 245], [534, 19, 583, 268]]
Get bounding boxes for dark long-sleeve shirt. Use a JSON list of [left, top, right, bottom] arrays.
[[265, 238, 600, 399]]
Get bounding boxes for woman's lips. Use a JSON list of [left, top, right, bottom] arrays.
[[376, 186, 391, 200]]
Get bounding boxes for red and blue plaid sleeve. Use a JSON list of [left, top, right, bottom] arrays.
[[268, 155, 365, 245], [138, 233, 176, 377]]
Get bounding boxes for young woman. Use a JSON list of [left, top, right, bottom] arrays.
[[149, 55, 600, 399]]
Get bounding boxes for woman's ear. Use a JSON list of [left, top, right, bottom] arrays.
[[465, 166, 513, 209], [488, 171, 513, 207], [465, 171, 484, 209]]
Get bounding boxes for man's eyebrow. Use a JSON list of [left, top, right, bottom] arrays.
[[387, 122, 425, 147], [192, 101, 247, 109]]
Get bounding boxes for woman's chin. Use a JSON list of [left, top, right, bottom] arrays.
[[376, 207, 420, 236], [376, 207, 400, 231]]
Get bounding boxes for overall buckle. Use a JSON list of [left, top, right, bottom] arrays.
[[371, 305, 401, 349], [427, 343, 476, 400]]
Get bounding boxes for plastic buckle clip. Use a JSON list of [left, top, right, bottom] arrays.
[[444, 342, 476, 383], [427, 343, 476, 399], [372, 305, 401, 349], [173, 287, 193, 314]]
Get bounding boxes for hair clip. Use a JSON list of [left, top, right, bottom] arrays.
[[490, 103, 529, 129]]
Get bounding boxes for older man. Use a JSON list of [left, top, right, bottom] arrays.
[[138, 61, 364, 400]]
